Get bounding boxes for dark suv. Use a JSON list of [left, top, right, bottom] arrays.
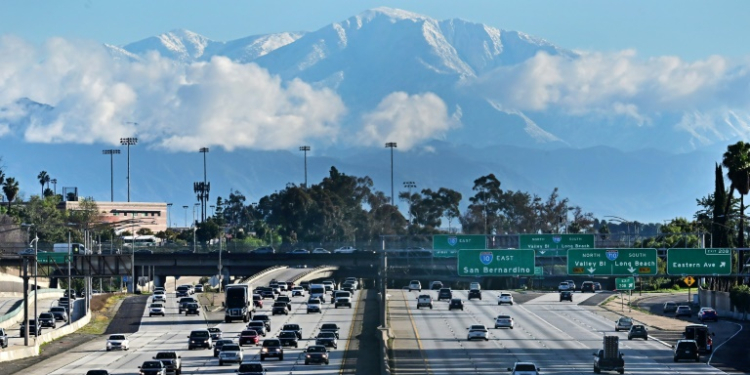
[[581, 281, 595, 293], [278, 331, 299, 348], [437, 288, 452, 301], [628, 325, 648, 340], [673, 340, 700, 362], [187, 330, 212, 350], [272, 302, 289, 315], [282, 324, 302, 339], [448, 298, 464, 311], [468, 290, 482, 300], [260, 339, 284, 361], [559, 291, 573, 302]]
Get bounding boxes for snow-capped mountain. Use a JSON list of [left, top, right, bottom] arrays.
[[3, 7, 743, 222]]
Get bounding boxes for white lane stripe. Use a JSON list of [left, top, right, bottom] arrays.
[[707, 321, 743, 365]]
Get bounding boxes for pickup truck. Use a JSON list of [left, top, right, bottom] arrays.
[[593, 336, 625, 374], [153, 351, 182, 375], [0, 328, 8, 348], [417, 294, 433, 309]]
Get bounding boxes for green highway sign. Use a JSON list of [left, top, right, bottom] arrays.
[[615, 277, 635, 290], [458, 249, 535, 276], [567, 248, 658, 276], [433, 249, 458, 258], [534, 266, 544, 276], [37, 253, 68, 264], [520, 234, 594, 257], [433, 235, 485, 250], [667, 248, 732, 275]]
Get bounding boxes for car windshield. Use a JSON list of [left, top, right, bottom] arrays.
[[151, 304, 162, 308], [190, 331, 209, 338], [222, 345, 240, 351], [318, 332, 335, 338], [217, 340, 233, 346], [283, 325, 299, 330], [109, 335, 125, 340], [40, 313, 52, 318], [51, 307, 64, 312], [515, 364, 537, 371], [280, 332, 296, 338], [239, 364, 263, 372], [619, 318, 632, 323], [142, 362, 161, 369], [321, 324, 337, 330], [307, 346, 326, 353], [497, 315, 510, 319], [262, 340, 280, 347]]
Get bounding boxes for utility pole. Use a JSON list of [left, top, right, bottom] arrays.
[[102, 149, 120, 202], [385, 142, 397, 206], [120, 137, 138, 202]]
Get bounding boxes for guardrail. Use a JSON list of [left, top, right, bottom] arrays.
[[243, 265, 288, 285], [0, 289, 64, 329], [0, 309, 91, 362]]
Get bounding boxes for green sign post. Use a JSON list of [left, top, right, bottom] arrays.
[[615, 277, 635, 290], [567, 248, 658, 276], [519, 234, 595, 257], [433, 235, 485, 250], [667, 248, 732, 275], [457, 249, 535, 276]]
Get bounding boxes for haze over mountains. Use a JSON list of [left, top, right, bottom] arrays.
[[2, 7, 744, 223]]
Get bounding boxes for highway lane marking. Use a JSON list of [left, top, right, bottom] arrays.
[[708, 321, 743, 365], [338, 287, 364, 375], [402, 289, 432, 375]]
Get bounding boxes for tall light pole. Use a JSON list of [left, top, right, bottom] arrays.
[[193, 203, 200, 252], [199, 147, 209, 222], [299, 146, 310, 188], [120, 137, 138, 202], [182, 205, 188, 228], [102, 149, 120, 202], [403, 181, 416, 231], [385, 142, 397, 206], [51, 179, 57, 195], [167, 203, 173, 229], [605, 216, 631, 247]]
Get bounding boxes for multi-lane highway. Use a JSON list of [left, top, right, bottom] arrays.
[[3, 297, 85, 347], [391, 289, 729, 375], [19, 267, 361, 374]]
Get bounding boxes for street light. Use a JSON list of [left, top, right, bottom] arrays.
[[50, 179, 57, 195], [183, 205, 188, 228], [605, 216, 632, 247], [102, 149, 121, 202], [299, 146, 310, 188], [193, 203, 200, 252], [199, 147, 209, 222], [385, 142, 397, 206], [120, 137, 138, 202], [167, 203, 173, 229]]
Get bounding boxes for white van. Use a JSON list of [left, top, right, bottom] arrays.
[[52, 243, 91, 255], [408, 280, 422, 292]]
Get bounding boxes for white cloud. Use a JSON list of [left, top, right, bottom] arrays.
[[464, 50, 750, 119], [0, 36, 346, 151], [355, 92, 460, 150]]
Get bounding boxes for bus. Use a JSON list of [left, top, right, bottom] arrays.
[[121, 235, 161, 248]]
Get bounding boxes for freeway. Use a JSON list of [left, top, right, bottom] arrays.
[[4, 297, 86, 348], [18, 267, 360, 375], [391, 289, 729, 375]]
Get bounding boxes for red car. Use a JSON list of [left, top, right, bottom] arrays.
[[239, 330, 260, 346], [253, 294, 263, 308]]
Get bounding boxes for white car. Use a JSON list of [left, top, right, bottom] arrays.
[[469, 282, 481, 291], [333, 246, 357, 254], [218, 344, 243, 365], [408, 280, 422, 292], [558, 282, 571, 292], [312, 248, 331, 254], [106, 334, 130, 351], [149, 303, 165, 317], [153, 293, 166, 303], [497, 292, 514, 305], [291, 286, 305, 296], [494, 315, 514, 329], [467, 324, 489, 341], [307, 299, 322, 314]]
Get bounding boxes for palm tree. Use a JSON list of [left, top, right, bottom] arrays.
[[722, 141, 750, 269], [2, 177, 19, 212], [37, 171, 50, 197]]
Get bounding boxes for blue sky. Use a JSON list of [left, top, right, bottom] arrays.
[[1, 0, 749, 61]]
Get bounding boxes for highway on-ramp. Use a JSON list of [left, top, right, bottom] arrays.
[[390, 289, 729, 375]]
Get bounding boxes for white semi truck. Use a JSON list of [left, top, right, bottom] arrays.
[[224, 283, 253, 323]]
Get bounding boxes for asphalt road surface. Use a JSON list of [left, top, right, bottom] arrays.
[[391, 289, 731, 375], [14, 267, 363, 375]]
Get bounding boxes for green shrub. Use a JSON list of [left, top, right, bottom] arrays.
[[672, 284, 681, 291]]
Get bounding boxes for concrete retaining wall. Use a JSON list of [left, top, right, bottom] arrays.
[[0, 289, 64, 329], [698, 288, 748, 321], [292, 266, 338, 283], [0, 312, 91, 362]]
